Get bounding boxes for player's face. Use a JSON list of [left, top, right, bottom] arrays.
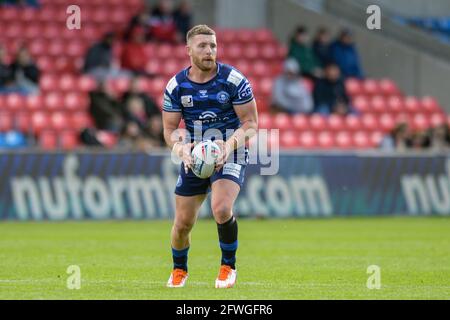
[[187, 34, 217, 72]]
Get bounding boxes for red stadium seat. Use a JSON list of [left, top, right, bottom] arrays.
[[40, 74, 58, 92], [255, 98, 269, 112], [59, 74, 77, 92], [404, 96, 420, 113], [379, 78, 400, 96], [234, 60, 250, 76], [39, 131, 58, 150], [309, 114, 327, 131], [298, 131, 317, 149], [429, 113, 446, 127], [335, 131, 352, 149], [260, 43, 278, 60], [412, 113, 430, 131], [258, 113, 272, 129], [252, 60, 269, 77], [361, 113, 379, 131], [317, 131, 334, 149], [387, 96, 404, 113], [292, 114, 309, 131], [370, 131, 384, 147], [31, 111, 50, 134], [280, 131, 299, 149], [345, 78, 362, 96], [236, 29, 253, 43], [370, 95, 387, 113], [344, 114, 362, 131], [51, 112, 69, 131], [254, 29, 274, 43], [77, 75, 97, 92], [421, 96, 440, 113], [71, 112, 93, 130], [5, 94, 25, 112], [327, 114, 345, 131], [225, 44, 243, 61], [60, 130, 80, 150], [243, 44, 259, 60], [65, 92, 89, 111], [353, 131, 371, 149], [0, 112, 13, 132], [45, 93, 64, 111], [25, 95, 44, 112], [273, 113, 292, 128], [378, 113, 396, 132], [362, 79, 380, 95], [258, 77, 273, 97], [352, 95, 370, 113]]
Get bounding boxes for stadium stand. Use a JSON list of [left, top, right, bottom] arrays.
[[0, 0, 448, 150]]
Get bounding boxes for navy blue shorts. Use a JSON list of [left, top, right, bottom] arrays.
[[174, 162, 247, 196]]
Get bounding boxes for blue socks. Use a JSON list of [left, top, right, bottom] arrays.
[[217, 216, 238, 269], [172, 247, 189, 271]]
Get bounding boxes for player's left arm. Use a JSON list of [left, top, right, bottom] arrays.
[[216, 99, 258, 169]]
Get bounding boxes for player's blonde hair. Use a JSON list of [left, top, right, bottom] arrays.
[[186, 24, 216, 43]]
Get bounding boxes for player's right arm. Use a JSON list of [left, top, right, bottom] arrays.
[[162, 110, 194, 173], [162, 78, 194, 173]]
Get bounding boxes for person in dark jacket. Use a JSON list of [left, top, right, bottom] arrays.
[[89, 82, 124, 133], [330, 29, 364, 79], [287, 25, 321, 79], [9, 46, 40, 94], [312, 27, 333, 67], [0, 44, 12, 88], [173, 0, 192, 40], [313, 63, 350, 115]]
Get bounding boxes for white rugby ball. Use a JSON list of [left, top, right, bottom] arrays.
[[191, 140, 221, 179]]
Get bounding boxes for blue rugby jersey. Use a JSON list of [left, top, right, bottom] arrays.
[[163, 62, 254, 164]]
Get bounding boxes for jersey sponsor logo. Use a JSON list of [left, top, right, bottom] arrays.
[[199, 90, 208, 98], [217, 91, 230, 104], [197, 111, 230, 124], [181, 95, 194, 108], [238, 81, 253, 100], [227, 69, 244, 87], [223, 163, 242, 179]]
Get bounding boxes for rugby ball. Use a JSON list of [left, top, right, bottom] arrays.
[[191, 140, 221, 179]]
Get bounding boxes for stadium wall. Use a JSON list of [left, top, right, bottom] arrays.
[[1, 151, 449, 220]]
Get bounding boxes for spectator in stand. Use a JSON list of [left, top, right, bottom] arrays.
[[380, 122, 410, 151], [8, 46, 40, 95], [409, 131, 431, 150], [429, 124, 450, 151], [173, 0, 193, 40], [0, 44, 12, 90], [287, 26, 321, 80], [1, 0, 39, 7], [330, 29, 364, 79], [121, 26, 149, 76], [149, 0, 179, 43], [83, 32, 130, 81], [89, 82, 124, 133], [312, 27, 333, 67], [124, 5, 151, 42], [313, 63, 350, 115], [122, 78, 165, 147], [271, 58, 313, 114]]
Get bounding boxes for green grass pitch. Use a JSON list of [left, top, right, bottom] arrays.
[[0, 216, 449, 300]]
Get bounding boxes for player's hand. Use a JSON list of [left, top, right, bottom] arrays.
[[214, 140, 230, 172], [173, 142, 196, 174]]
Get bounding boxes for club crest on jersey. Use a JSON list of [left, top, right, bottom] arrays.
[[181, 95, 194, 108], [217, 91, 230, 104]]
